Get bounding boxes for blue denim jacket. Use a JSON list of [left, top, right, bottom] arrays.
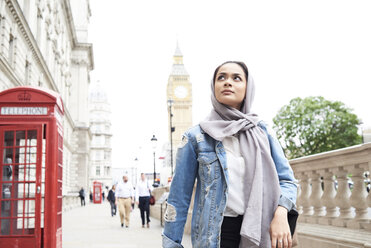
[[162, 122, 297, 248]]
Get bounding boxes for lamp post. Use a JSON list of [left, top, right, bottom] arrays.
[[134, 157, 138, 187], [167, 99, 175, 177], [151, 134, 158, 187]]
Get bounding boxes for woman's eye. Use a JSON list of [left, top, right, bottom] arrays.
[[234, 76, 241, 81], [217, 75, 225, 80]]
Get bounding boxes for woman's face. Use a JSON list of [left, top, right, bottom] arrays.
[[214, 63, 247, 110]]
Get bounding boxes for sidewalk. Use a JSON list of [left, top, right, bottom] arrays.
[[62, 201, 192, 248]]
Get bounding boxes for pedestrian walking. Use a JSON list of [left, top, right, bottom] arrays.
[[89, 191, 93, 203], [78, 187, 85, 206], [162, 61, 298, 248], [115, 175, 134, 228], [102, 191, 105, 202], [135, 173, 151, 228], [107, 185, 117, 217]]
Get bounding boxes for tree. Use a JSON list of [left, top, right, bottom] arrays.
[[273, 96, 362, 159]]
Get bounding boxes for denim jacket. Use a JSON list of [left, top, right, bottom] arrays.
[[162, 122, 297, 248]]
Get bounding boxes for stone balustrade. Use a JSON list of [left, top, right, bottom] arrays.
[[291, 143, 371, 230], [291, 142, 371, 247]]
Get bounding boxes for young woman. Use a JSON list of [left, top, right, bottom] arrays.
[[162, 61, 297, 248]]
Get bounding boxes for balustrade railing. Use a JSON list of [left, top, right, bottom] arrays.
[[290, 143, 371, 230]]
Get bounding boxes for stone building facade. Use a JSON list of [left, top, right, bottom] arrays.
[[89, 82, 112, 191], [0, 0, 93, 210]]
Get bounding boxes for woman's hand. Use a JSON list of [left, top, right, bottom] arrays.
[[269, 206, 292, 248]]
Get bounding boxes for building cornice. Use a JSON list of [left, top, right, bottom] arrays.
[[63, 0, 94, 70], [62, 0, 78, 47]]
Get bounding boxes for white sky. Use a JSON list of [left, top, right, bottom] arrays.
[[88, 0, 371, 172]]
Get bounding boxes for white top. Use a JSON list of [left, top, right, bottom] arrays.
[[115, 181, 134, 198], [135, 179, 151, 201], [222, 135, 247, 217]]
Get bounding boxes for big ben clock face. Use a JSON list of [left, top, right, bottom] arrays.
[[174, 86, 188, 99]]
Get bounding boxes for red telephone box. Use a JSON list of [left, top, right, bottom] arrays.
[[0, 86, 64, 248], [93, 181, 102, 204]]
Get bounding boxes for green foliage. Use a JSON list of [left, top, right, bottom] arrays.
[[273, 96, 362, 159]]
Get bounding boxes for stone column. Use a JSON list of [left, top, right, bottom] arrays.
[[299, 172, 313, 222], [367, 162, 371, 231], [319, 169, 338, 225], [308, 171, 325, 224], [348, 163, 369, 229], [333, 166, 352, 227]]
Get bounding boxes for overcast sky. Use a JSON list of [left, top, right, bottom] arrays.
[[88, 0, 371, 172]]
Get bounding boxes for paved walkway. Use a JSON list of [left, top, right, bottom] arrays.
[[62, 201, 192, 248]]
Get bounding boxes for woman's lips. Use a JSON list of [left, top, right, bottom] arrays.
[[221, 89, 234, 95]]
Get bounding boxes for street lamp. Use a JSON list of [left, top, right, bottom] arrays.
[[150, 134, 158, 187], [167, 99, 175, 177], [134, 157, 138, 187]]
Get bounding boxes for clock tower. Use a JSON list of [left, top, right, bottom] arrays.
[[167, 43, 193, 150]]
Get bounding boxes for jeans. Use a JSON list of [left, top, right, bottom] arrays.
[[220, 215, 243, 248], [109, 201, 116, 216], [139, 196, 150, 225], [80, 196, 85, 206]]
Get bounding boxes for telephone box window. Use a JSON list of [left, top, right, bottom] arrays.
[[4, 131, 14, 146]]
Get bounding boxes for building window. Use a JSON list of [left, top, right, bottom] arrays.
[[25, 60, 30, 84], [9, 34, 14, 65], [96, 166, 100, 176], [95, 150, 104, 160], [36, 9, 42, 44], [104, 166, 110, 177], [95, 135, 105, 146], [104, 151, 110, 160]]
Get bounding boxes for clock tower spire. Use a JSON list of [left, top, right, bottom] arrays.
[[167, 42, 193, 162]]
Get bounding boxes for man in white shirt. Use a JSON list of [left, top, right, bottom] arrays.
[[115, 175, 134, 227], [135, 173, 151, 228]]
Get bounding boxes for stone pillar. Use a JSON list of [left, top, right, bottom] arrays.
[[348, 163, 370, 229], [319, 169, 338, 225], [299, 172, 313, 222], [333, 166, 352, 227], [308, 171, 325, 224], [366, 162, 371, 231], [72, 126, 90, 192]]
